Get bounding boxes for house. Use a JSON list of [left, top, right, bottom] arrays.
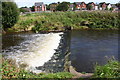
[[99, 2, 107, 10], [87, 2, 96, 10], [35, 2, 46, 12], [68, 4, 74, 11], [50, 3, 58, 11], [95, 4, 99, 10], [111, 4, 119, 11], [74, 2, 87, 10], [106, 3, 112, 10]]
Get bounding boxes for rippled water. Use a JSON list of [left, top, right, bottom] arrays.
[[70, 30, 119, 73]]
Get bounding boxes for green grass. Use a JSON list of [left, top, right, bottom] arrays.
[[1, 58, 73, 79], [93, 59, 120, 78], [10, 11, 119, 32], [1, 58, 120, 79]]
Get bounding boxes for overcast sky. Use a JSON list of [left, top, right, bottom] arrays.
[[14, 0, 119, 8]]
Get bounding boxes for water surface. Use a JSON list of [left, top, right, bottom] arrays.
[[2, 32, 63, 73], [70, 30, 119, 73]]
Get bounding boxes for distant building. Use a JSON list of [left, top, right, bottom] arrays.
[[111, 4, 119, 11], [95, 4, 99, 10], [35, 2, 46, 12], [106, 3, 112, 10], [87, 2, 96, 10], [99, 2, 107, 10], [50, 3, 58, 11], [68, 4, 74, 11], [74, 2, 87, 10]]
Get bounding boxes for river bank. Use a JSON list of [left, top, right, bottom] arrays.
[[4, 11, 119, 33], [1, 57, 120, 79]]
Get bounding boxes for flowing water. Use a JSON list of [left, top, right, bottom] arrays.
[[2, 29, 119, 73], [2, 32, 63, 73], [70, 30, 119, 73]]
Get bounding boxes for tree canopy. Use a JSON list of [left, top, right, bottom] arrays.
[[30, 6, 35, 12], [56, 2, 70, 11], [2, 1, 19, 30]]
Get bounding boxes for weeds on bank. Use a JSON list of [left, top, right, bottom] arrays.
[[10, 11, 119, 32]]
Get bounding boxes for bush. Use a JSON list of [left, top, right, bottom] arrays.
[[56, 2, 70, 11], [94, 60, 120, 78], [1, 58, 73, 79], [11, 11, 119, 32], [2, 1, 19, 30]]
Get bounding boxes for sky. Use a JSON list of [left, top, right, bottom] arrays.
[[13, 0, 119, 8]]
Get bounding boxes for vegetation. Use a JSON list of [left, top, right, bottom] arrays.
[[115, 1, 120, 8], [46, 4, 50, 10], [94, 59, 120, 78], [56, 2, 70, 11], [2, 1, 19, 30], [87, 4, 93, 10], [1, 57, 120, 79], [10, 11, 119, 32], [1, 58, 73, 79], [19, 8, 28, 13], [30, 6, 35, 12]]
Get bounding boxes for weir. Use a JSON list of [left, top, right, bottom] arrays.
[[36, 31, 71, 73], [2, 31, 72, 73]]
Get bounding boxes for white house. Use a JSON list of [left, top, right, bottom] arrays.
[[106, 3, 112, 10], [95, 5, 99, 10]]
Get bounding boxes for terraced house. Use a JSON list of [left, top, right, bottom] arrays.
[[74, 2, 87, 10], [35, 2, 46, 12], [99, 2, 107, 10]]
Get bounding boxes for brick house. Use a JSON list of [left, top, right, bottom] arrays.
[[50, 3, 58, 11], [99, 2, 107, 10], [74, 2, 87, 10], [87, 2, 96, 10], [111, 4, 119, 11], [35, 2, 46, 12]]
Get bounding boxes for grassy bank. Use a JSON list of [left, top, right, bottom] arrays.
[[94, 59, 120, 78], [8, 11, 119, 32], [1, 58, 120, 79], [1, 58, 73, 79]]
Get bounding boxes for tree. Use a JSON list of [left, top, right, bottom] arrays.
[[30, 6, 35, 12], [19, 8, 28, 13], [73, 2, 77, 11], [46, 4, 50, 10], [2, 1, 19, 30], [56, 2, 70, 11], [87, 4, 93, 10], [116, 2, 120, 10]]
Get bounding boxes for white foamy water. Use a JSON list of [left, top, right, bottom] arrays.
[[3, 32, 63, 73]]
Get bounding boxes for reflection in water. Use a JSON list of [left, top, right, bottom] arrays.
[[70, 30, 118, 73]]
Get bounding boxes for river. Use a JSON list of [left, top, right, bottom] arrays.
[[2, 30, 119, 73], [70, 29, 119, 73]]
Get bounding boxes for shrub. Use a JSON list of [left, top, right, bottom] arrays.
[[11, 11, 119, 32], [2, 1, 19, 30], [94, 60, 120, 78], [1, 58, 73, 79]]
